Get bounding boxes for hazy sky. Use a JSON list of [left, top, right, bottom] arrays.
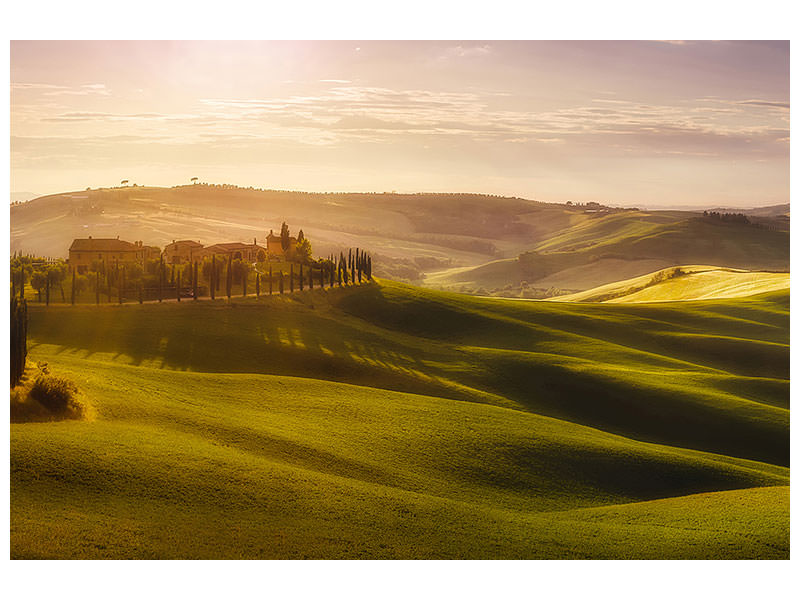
[[10, 40, 789, 207]]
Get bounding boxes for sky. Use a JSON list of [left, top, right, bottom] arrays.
[[10, 40, 789, 208]]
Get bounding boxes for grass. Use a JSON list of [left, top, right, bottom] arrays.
[[433, 215, 789, 294], [11, 279, 789, 558], [556, 265, 790, 303]]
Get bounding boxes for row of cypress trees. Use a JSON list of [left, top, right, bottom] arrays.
[[15, 247, 374, 305], [10, 296, 28, 388]]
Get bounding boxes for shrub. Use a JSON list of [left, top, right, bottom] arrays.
[[29, 374, 83, 416]]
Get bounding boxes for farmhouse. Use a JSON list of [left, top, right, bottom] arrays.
[[69, 237, 157, 274], [164, 240, 204, 264], [266, 229, 297, 258], [201, 241, 266, 262]]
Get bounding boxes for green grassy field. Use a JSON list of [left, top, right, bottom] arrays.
[[11, 279, 789, 558]]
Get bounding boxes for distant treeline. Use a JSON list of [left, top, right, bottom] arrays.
[[703, 211, 751, 224]]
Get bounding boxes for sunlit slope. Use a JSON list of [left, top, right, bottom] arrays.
[[432, 216, 789, 293], [532, 210, 679, 253], [11, 354, 788, 559], [555, 266, 790, 303], [26, 281, 789, 468]]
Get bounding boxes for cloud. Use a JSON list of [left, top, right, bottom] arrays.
[[738, 99, 790, 109], [12, 82, 111, 96], [441, 44, 492, 59]]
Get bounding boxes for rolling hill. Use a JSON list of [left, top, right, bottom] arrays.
[[11, 186, 788, 297], [427, 214, 789, 297], [11, 279, 789, 558], [555, 265, 790, 303]]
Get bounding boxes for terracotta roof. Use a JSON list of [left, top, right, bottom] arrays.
[[204, 242, 265, 253], [167, 240, 203, 248], [69, 238, 138, 252]]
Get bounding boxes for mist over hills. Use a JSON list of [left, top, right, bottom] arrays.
[[10, 184, 789, 297]]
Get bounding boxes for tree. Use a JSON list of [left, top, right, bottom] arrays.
[[231, 258, 248, 285], [257, 249, 266, 263], [297, 229, 305, 243], [31, 271, 47, 302], [74, 273, 88, 297], [296, 238, 312, 263], [210, 255, 216, 301], [11, 297, 28, 388], [226, 254, 233, 299], [280, 221, 290, 252], [158, 255, 164, 302], [191, 177, 198, 184]]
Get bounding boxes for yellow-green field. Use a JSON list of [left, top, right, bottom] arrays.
[[555, 265, 789, 303], [11, 279, 789, 558]]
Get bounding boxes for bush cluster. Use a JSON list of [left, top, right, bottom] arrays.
[[29, 374, 83, 416]]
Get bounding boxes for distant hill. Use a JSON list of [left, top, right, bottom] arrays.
[[11, 185, 789, 294], [554, 265, 790, 303], [710, 204, 790, 218], [10, 184, 550, 279], [427, 213, 789, 297], [10, 191, 40, 204]]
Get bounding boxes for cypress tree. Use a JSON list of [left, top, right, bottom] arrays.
[[226, 254, 232, 299], [299, 264, 304, 291], [211, 256, 216, 300], [351, 253, 355, 285], [108, 262, 114, 303], [256, 273, 260, 297], [71, 267, 76, 305], [158, 256, 164, 302], [10, 297, 28, 388]]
